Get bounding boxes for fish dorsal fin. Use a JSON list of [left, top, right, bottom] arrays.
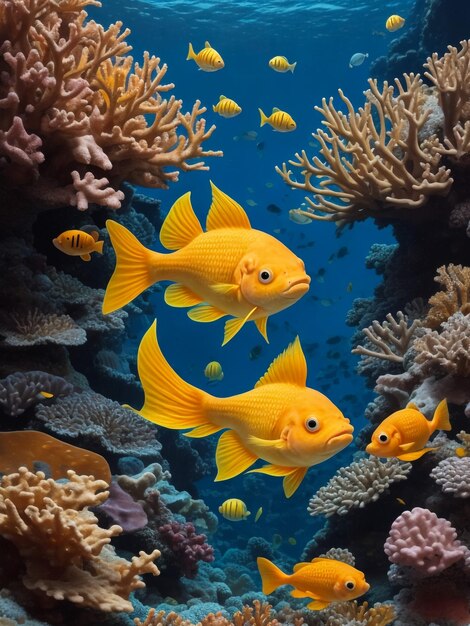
[[255, 336, 306, 388], [160, 192, 203, 250], [206, 182, 251, 231], [406, 402, 420, 411], [205, 41, 211, 48], [310, 557, 333, 563], [219, 95, 227, 100], [281, 56, 288, 61], [272, 107, 280, 113], [293, 562, 310, 572]]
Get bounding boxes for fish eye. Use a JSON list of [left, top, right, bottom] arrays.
[[345, 580, 355, 590], [378, 432, 389, 444], [305, 417, 320, 432], [258, 269, 274, 284]]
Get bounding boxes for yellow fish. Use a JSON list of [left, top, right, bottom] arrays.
[[366, 399, 450, 461], [219, 498, 250, 521], [103, 183, 310, 346], [259, 108, 296, 132], [38, 391, 54, 399], [385, 14, 405, 31], [213, 95, 242, 118], [456, 447, 467, 458], [255, 506, 263, 522], [187, 41, 224, 71], [396, 498, 406, 505], [268, 56, 297, 73], [204, 361, 224, 382], [129, 320, 354, 497], [52, 228, 103, 261], [257, 557, 370, 611]]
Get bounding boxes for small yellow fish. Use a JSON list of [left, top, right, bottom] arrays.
[[257, 557, 370, 611], [204, 361, 224, 382], [385, 14, 405, 32], [187, 41, 224, 71], [455, 446, 467, 458], [366, 399, 450, 461], [103, 183, 310, 346], [219, 498, 250, 521], [53, 228, 103, 262], [259, 108, 296, 132], [396, 498, 406, 505], [288, 537, 297, 545], [255, 506, 263, 522], [39, 391, 54, 399], [212, 95, 241, 118], [246, 199, 258, 207], [268, 56, 297, 73], [130, 320, 354, 498]]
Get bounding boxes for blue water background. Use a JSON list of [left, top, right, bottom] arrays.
[[90, 0, 405, 556]]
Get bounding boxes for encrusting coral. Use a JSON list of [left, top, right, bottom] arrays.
[[0, 467, 160, 611], [0, 0, 221, 211]]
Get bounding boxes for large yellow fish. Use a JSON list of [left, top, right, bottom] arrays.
[[385, 14, 405, 32], [213, 95, 242, 118], [259, 107, 296, 132], [257, 557, 370, 610], [129, 320, 354, 497], [187, 41, 224, 71], [366, 399, 450, 461], [103, 183, 310, 346]]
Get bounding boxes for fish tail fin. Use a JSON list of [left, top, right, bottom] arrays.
[[95, 240, 104, 255], [212, 104, 217, 112], [259, 108, 268, 127], [257, 557, 288, 594], [431, 399, 451, 431], [103, 220, 161, 314], [133, 320, 212, 432], [187, 42, 197, 61], [289, 61, 297, 73]]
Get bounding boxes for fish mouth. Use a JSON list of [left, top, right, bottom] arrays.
[[282, 277, 311, 298], [52, 238, 60, 249], [328, 428, 354, 448]]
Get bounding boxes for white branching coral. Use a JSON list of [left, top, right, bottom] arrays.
[[430, 457, 470, 498], [308, 456, 412, 517]]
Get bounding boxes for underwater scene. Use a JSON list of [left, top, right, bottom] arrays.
[[1, 0, 470, 624]]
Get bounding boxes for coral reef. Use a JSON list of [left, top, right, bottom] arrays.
[[158, 521, 215, 579], [0, 370, 73, 417], [430, 456, 470, 497], [0, 0, 221, 213], [424, 263, 470, 328]]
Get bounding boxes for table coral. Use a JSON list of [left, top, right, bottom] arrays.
[[384, 507, 467, 576], [308, 456, 412, 517], [0, 0, 221, 210], [0, 467, 160, 611]]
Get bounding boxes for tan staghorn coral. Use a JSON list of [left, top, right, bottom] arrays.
[[425, 263, 470, 328], [136, 602, 280, 626], [326, 601, 395, 626], [0, 467, 160, 611], [276, 73, 452, 225], [352, 311, 422, 364], [0, 0, 221, 211]]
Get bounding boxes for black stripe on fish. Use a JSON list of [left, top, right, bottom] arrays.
[[71, 235, 75, 248], [76, 233, 80, 248]]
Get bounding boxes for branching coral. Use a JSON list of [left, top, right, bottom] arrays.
[[308, 456, 412, 517], [0, 309, 87, 346], [430, 457, 470, 497], [0, 0, 221, 210], [136, 602, 280, 626], [425, 263, 470, 328], [276, 73, 452, 224], [158, 521, 214, 578], [325, 601, 395, 626], [0, 467, 160, 611], [352, 311, 421, 364]]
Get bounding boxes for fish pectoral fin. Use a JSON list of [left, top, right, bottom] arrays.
[[184, 424, 225, 438], [306, 600, 330, 611], [255, 317, 269, 343], [255, 336, 306, 388], [290, 589, 312, 599], [292, 563, 311, 573], [215, 430, 258, 481], [206, 182, 251, 231], [248, 464, 296, 477], [283, 467, 308, 498], [160, 192, 203, 250], [165, 284, 204, 308], [246, 435, 287, 450], [80, 253, 91, 261], [222, 307, 258, 346], [188, 305, 227, 323], [398, 442, 416, 452], [397, 448, 436, 461], [211, 282, 240, 296]]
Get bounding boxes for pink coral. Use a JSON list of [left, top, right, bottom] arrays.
[[158, 521, 214, 578], [384, 507, 467, 576]]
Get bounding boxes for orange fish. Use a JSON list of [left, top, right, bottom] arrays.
[[127, 320, 353, 498], [103, 183, 310, 345], [187, 41, 224, 71], [53, 227, 103, 261], [366, 399, 450, 461], [257, 557, 370, 610]]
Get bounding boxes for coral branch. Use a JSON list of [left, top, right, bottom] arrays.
[[353, 311, 421, 364]]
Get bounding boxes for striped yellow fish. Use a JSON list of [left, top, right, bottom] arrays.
[[219, 498, 250, 521], [204, 361, 224, 382], [268, 56, 297, 73], [52, 228, 104, 262], [259, 107, 296, 132], [187, 41, 224, 71], [212, 95, 242, 118], [385, 15, 405, 32]]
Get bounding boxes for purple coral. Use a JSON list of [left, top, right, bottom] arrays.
[[96, 481, 148, 533], [384, 507, 467, 576], [158, 521, 214, 578]]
